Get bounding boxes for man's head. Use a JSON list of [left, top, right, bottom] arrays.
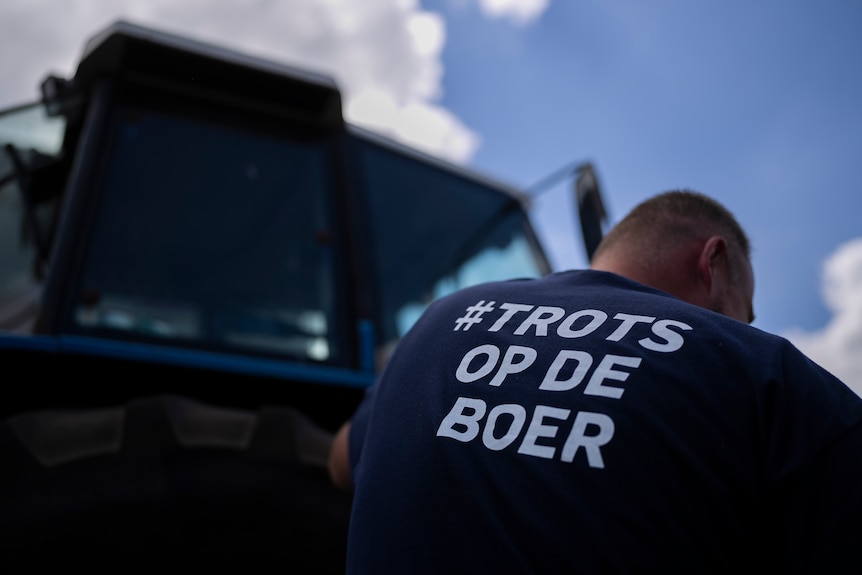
[[590, 190, 755, 324]]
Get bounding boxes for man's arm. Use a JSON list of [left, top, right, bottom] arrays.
[[328, 421, 353, 490], [329, 380, 379, 490]]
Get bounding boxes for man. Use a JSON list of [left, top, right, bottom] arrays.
[[329, 190, 862, 573]]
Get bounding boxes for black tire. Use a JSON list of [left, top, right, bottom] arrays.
[[0, 394, 353, 573]]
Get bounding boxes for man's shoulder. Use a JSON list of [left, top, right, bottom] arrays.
[[438, 269, 657, 302], [428, 269, 794, 356]]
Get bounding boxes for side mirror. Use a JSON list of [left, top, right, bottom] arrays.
[[574, 163, 607, 263]]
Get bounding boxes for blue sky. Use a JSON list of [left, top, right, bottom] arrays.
[[429, 0, 862, 390], [1, 0, 860, 390], [432, 1, 862, 325]]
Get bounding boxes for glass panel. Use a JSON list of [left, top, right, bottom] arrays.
[[0, 102, 65, 154], [0, 102, 66, 332], [73, 106, 345, 364], [357, 137, 549, 345]]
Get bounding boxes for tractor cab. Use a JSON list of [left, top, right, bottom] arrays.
[[0, 21, 554, 571]]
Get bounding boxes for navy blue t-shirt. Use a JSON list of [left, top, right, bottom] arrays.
[[347, 270, 862, 574]]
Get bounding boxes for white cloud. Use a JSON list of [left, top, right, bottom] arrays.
[[0, 0, 478, 163], [784, 237, 862, 397], [476, 0, 549, 25], [347, 89, 480, 160]]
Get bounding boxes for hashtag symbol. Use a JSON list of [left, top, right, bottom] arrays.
[[454, 300, 496, 331]]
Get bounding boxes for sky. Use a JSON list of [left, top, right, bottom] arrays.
[[1, 0, 860, 394]]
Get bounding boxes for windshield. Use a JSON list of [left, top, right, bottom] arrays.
[[355, 135, 550, 346], [71, 104, 347, 365]]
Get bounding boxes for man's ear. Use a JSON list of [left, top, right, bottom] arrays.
[[696, 236, 729, 298]]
